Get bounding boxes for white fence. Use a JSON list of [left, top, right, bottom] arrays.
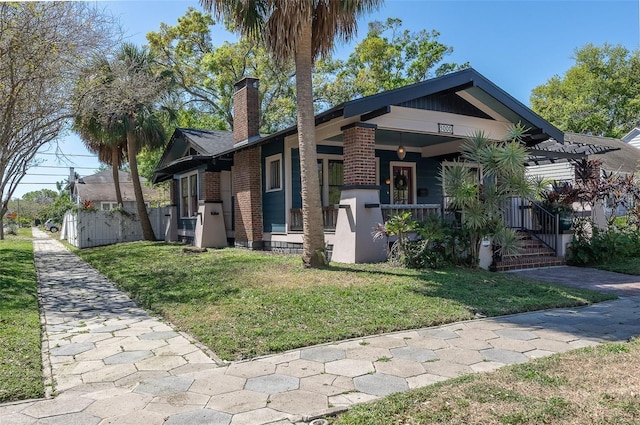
[[62, 207, 169, 249]]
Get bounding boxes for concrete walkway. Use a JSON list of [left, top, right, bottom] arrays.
[[2, 229, 640, 425]]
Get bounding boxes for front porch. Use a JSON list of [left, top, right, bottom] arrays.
[[289, 203, 442, 232]]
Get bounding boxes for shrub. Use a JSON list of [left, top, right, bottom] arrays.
[[568, 225, 640, 266]]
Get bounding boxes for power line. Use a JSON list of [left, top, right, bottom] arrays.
[[33, 165, 97, 170], [26, 173, 72, 177], [38, 152, 98, 158]]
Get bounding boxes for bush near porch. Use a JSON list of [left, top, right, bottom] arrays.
[[74, 242, 612, 360]]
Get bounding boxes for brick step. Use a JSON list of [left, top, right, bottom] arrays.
[[494, 255, 565, 272], [505, 248, 556, 258]]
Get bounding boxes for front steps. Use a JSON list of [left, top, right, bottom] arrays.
[[493, 233, 565, 272]]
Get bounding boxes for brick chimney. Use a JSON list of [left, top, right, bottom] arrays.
[[233, 77, 260, 145]]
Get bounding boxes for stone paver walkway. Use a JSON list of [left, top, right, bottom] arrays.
[[2, 229, 640, 425]]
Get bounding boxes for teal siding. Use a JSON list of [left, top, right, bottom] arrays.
[[291, 145, 344, 210], [262, 140, 286, 233], [291, 148, 301, 209], [416, 156, 442, 204], [376, 150, 442, 204]]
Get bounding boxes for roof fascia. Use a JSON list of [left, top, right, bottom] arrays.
[[342, 68, 564, 143]]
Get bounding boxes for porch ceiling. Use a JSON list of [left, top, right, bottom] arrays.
[[326, 130, 458, 148]]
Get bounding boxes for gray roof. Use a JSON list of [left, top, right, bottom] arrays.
[[75, 169, 165, 203], [178, 128, 234, 156], [153, 128, 235, 183], [565, 132, 640, 174], [526, 133, 640, 174]]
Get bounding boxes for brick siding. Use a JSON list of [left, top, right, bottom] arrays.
[[233, 147, 263, 246], [342, 123, 377, 186], [202, 171, 221, 202], [233, 78, 260, 144], [169, 179, 178, 205]]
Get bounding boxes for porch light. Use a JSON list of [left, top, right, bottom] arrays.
[[397, 145, 406, 160]]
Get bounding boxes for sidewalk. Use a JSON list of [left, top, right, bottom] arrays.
[[1, 229, 639, 425]]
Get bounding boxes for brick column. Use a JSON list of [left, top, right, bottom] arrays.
[[232, 147, 263, 249], [202, 171, 221, 202], [342, 123, 377, 186], [169, 179, 178, 205]]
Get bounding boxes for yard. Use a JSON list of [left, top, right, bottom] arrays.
[[0, 228, 44, 403], [330, 338, 640, 425], [74, 242, 613, 361]]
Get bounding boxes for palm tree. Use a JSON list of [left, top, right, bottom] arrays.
[[200, 0, 382, 268], [73, 112, 127, 206], [75, 42, 171, 240]]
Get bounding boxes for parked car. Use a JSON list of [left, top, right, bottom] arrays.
[[44, 219, 59, 233]]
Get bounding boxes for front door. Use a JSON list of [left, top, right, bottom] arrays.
[[392, 165, 413, 204]]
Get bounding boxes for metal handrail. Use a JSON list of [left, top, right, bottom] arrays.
[[502, 197, 558, 253]]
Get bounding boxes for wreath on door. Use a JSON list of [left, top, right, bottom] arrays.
[[394, 174, 408, 190]]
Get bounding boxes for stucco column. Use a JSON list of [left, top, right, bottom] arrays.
[[332, 123, 386, 263], [194, 171, 227, 248]]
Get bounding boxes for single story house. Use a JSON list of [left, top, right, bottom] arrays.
[[526, 132, 640, 182], [623, 127, 640, 150], [154, 68, 589, 264], [72, 169, 168, 211]]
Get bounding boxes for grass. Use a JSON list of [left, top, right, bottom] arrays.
[[595, 257, 640, 275], [74, 242, 613, 360], [0, 227, 44, 403], [330, 338, 640, 425]]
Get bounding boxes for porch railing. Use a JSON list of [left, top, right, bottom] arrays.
[[502, 197, 558, 253], [289, 206, 338, 232], [380, 204, 441, 222]]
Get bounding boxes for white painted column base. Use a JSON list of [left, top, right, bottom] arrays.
[[331, 187, 387, 264], [165, 206, 178, 242], [194, 202, 227, 248]]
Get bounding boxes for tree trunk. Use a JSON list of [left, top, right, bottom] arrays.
[[111, 145, 123, 207], [295, 22, 326, 268], [126, 130, 156, 241]]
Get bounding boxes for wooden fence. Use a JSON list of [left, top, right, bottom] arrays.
[[61, 207, 169, 249]]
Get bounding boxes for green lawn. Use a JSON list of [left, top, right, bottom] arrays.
[[0, 228, 44, 402], [331, 339, 640, 425], [75, 242, 613, 360], [595, 257, 640, 275]]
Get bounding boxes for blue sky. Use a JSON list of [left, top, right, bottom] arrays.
[[15, 0, 639, 199]]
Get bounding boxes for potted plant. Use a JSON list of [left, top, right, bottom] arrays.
[[539, 182, 578, 232]]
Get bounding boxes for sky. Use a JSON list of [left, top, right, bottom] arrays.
[[13, 0, 640, 199]]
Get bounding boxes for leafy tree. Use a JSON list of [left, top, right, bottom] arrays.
[[315, 17, 469, 107], [7, 189, 57, 225], [0, 2, 115, 239], [147, 7, 296, 134], [201, 0, 382, 268], [531, 43, 640, 138], [74, 43, 173, 240]]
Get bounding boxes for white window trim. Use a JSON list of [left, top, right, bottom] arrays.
[[101, 202, 117, 211], [180, 171, 199, 218], [265, 154, 283, 193]]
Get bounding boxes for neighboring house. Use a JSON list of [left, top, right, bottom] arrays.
[[623, 127, 640, 150], [526, 132, 640, 182], [154, 68, 581, 264], [71, 169, 168, 211]]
